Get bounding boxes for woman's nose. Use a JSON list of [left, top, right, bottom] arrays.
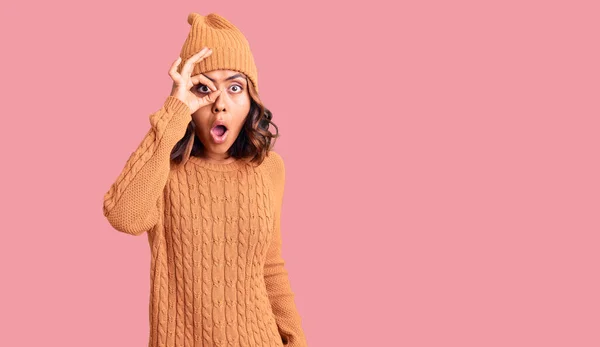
[[213, 92, 227, 112]]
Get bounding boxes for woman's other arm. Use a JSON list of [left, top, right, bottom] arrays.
[[264, 151, 308, 347]]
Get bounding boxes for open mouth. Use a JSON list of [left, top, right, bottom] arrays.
[[210, 124, 229, 144]]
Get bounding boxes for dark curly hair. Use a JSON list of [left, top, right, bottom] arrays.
[[170, 76, 279, 166]]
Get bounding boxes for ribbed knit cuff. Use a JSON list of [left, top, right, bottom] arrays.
[[163, 96, 191, 116]]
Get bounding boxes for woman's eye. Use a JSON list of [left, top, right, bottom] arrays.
[[196, 84, 243, 93], [196, 85, 210, 93]]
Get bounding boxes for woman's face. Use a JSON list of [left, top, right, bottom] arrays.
[[191, 69, 251, 161]]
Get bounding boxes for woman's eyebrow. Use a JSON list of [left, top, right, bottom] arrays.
[[202, 73, 246, 83]]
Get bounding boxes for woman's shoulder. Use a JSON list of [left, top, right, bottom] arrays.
[[262, 150, 285, 171], [262, 150, 285, 173], [259, 150, 286, 192]]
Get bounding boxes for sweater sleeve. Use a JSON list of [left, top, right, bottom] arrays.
[[102, 96, 191, 236], [263, 151, 308, 347]]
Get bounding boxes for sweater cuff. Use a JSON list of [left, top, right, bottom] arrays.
[[163, 96, 191, 116]]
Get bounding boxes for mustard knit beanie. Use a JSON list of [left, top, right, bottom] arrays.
[[178, 12, 259, 94]]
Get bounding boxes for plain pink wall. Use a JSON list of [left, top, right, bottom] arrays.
[[1, 1, 599, 346]]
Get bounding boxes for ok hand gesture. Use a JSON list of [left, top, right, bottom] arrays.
[[169, 47, 221, 114]]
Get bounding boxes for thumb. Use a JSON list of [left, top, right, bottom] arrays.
[[200, 90, 222, 106]]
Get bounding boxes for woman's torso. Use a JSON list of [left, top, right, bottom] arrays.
[[145, 156, 284, 347]]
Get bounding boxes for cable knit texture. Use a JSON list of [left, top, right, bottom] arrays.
[[102, 96, 307, 347]]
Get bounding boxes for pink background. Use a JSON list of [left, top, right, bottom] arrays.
[[1, 1, 599, 346]]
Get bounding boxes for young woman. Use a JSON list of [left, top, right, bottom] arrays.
[[102, 12, 307, 347]]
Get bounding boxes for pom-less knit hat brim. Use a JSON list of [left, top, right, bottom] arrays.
[[178, 12, 259, 94]]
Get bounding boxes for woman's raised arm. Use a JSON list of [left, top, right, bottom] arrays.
[[102, 47, 220, 235], [102, 96, 191, 235]]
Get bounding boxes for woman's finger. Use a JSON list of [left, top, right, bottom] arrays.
[[180, 47, 212, 80], [193, 90, 222, 109], [168, 57, 182, 82]]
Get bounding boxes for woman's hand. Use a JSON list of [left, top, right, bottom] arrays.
[[168, 46, 221, 114]]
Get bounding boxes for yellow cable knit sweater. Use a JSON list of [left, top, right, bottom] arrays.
[[102, 96, 307, 347]]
